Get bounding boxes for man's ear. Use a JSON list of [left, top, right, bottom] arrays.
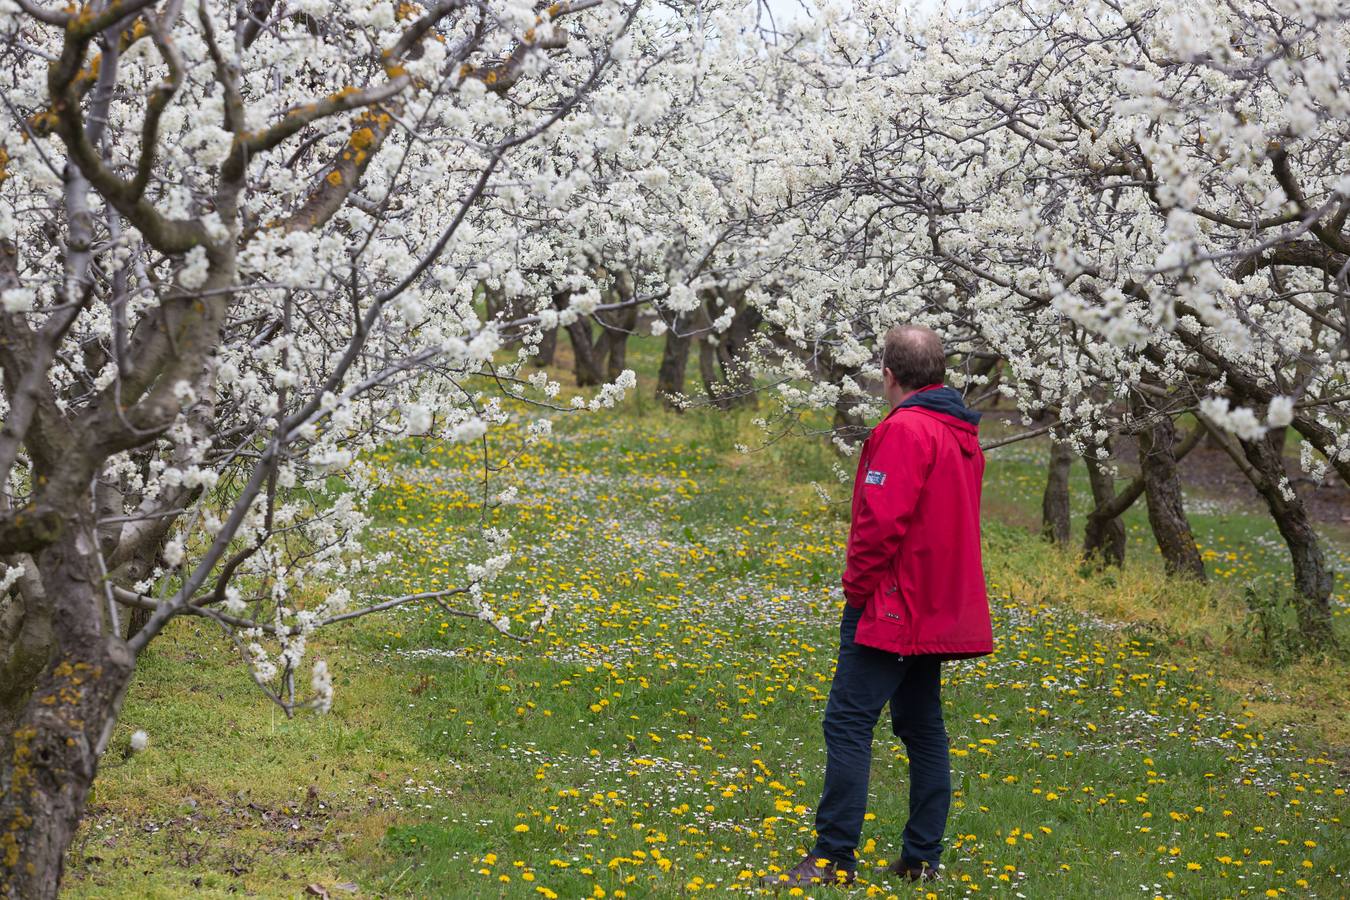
[[881, 366, 894, 390]]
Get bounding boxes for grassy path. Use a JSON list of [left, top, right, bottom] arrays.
[[67, 408, 1347, 898]]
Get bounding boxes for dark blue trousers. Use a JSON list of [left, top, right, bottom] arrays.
[[809, 603, 951, 871]]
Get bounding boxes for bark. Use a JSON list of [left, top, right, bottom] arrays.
[[593, 328, 614, 379], [832, 399, 869, 446], [818, 348, 868, 449], [482, 281, 505, 321], [697, 334, 725, 408], [600, 324, 631, 381], [567, 320, 602, 386], [0, 560, 51, 758], [1234, 431, 1336, 647], [1139, 418, 1206, 580], [718, 290, 761, 408], [692, 289, 732, 408], [1, 523, 136, 900], [655, 312, 694, 409], [553, 291, 603, 387], [1041, 437, 1073, 545], [533, 326, 557, 367], [1268, 421, 1289, 459], [1083, 440, 1128, 567], [592, 272, 637, 382]]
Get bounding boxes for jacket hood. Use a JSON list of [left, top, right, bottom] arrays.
[[899, 384, 981, 425], [896, 384, 982, 454]]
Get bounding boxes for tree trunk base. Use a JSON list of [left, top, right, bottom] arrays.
[[1, 639, 135, 899], [1041, 437, 1073, 545], [1140, 417, 1206, 580]]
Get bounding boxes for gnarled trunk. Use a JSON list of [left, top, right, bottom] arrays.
[[553, 291, 603, 387], [534, 326, 558, 367], [1, 522, 136, 899], [656, 312, 693, 409], [1041, 436, 1073, 545], [819, 349, 868, 449], [594, 310, 637, 382], [1236, 431, 1335, 646], [1083, 440, 1127, 567], [0, 557, 52, 760], [832, 399, 868, 446], [593, 270, 637, 382], [567, 323, 603, 387], [1139, 417, 1205, 580], [697, 334, 726, 408], [718, 290, 761, 408], [601, 326, 631, 381]]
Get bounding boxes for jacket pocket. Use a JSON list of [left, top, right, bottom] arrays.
[[874, 580, 908, 630]]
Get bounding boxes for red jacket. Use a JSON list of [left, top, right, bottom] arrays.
[[842, 385, 993, 659]]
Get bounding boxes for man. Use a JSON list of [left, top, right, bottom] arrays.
[[768, 325, 994, 889]]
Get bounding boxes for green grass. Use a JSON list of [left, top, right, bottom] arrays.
[[64, 343, 1348, 899]]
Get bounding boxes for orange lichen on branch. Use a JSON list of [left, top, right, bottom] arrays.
[[271, 107, 394, 233], [27, 108, 61, 137], [68, 3, 96, 32], [360, 110, 392, 130], [326, 86, 361, 103], [2, 726, 38, 873], [72, 52, 102, 91], [0, 145, 9, 186], [122, 17, 149, 46], [350, 126, 377, 153]]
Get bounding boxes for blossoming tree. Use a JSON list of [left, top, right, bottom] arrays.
[[709, 0, 1348, 641], [0, 0, 689, 891]]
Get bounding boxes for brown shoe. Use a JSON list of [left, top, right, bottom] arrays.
[[760, 856, 856, 888], [886, 857, 941, 881]]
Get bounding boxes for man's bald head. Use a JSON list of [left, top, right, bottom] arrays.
[[882, 325, 945, 390]]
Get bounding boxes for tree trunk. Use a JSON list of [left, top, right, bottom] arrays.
[[698, 335, 726, 407], [819, 348, 868, 449], [593, 274, 637, 382], [553, 291, 603, 387], [1268, 421, 1289, 459], [691, 289, 730, 407], [719, 292, 761, 408], [1, 524, 136, 899], [1139, 417, 1206, 580], [1083, 441, 1127, 567], [569, 324, 603, 386], [534, 326, 557, 367], [482, 281, 504, 321], [1041, 437, 1073, 545], [0, 558, 52, 757], [656, 312, 693, 409], [593, 326, 612, 378], [832, 399, 868, 446], [602, 326, 631, 382], [1236, 431, 1336, 647]]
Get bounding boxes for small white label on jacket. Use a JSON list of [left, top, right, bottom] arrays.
[[865, 470, 886, 485]]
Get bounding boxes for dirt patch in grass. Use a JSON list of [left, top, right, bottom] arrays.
[[67, 787, 357, 897]]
